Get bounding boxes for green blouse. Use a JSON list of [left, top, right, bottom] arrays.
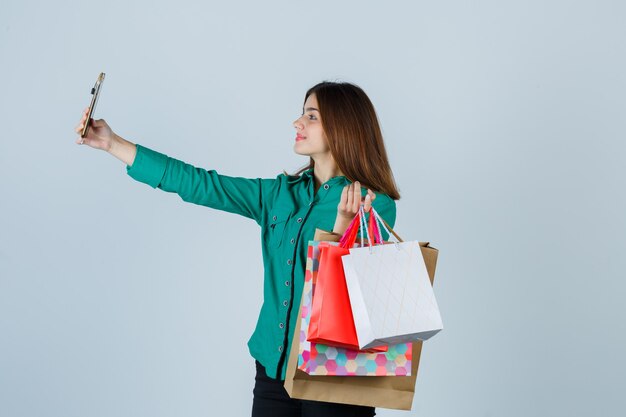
[[126, 144, 397, 379]]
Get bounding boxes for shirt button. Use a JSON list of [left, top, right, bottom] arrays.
[[287, 259, 292, 265], [273, 215, 277, 221], [323, 184, 330, 190], [283, 300, 289, 306], [290, 238, 295, 244], [297, 218, 303, 223], [278, 345, 283, 352], [279, 323, 285, 329], [285, 281, 290, 287]]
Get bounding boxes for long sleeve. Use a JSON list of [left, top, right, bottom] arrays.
[[126, 144, 275, 224]]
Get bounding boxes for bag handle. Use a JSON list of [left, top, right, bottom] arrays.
[[338, 205, 404, 248], [338, 211, 361, 248], [338, 207, 379, 248], [370, 207, 404, 243], [358, 205, 371, 248]]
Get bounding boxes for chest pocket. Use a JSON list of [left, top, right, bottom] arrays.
[[268, 208, 292, 248]]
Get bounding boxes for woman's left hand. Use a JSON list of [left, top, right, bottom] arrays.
[[332, 181, 376, 235]]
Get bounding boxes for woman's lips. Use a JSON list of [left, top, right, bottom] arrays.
[[295, 134, 306, 142]]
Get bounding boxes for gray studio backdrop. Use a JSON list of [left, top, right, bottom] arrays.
[[1, 1, 624, 416]]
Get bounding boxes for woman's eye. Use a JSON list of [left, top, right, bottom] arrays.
[[308, 115, 317, 120]]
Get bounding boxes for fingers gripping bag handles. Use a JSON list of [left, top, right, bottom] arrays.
[[342, 207, 444, 350], [307, 210, 386, 352]]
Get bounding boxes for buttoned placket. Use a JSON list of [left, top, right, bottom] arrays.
[[277, 199, 315, 354], [275, 177, 347, 376]]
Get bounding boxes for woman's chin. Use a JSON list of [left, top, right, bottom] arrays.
[[293, 144, 310, 156]]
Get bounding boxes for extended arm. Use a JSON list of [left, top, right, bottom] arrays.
[[74, 108, 271, 223]]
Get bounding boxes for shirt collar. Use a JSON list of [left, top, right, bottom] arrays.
[[285, 168, 314, 184], [285, 168, 350, 186]]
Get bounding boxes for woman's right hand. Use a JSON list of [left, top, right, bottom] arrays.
[[74, 107, 137, 166], [74, 107, 116, 151]]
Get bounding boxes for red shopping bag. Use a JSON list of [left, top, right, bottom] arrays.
[[307, 210, 387, 352], [307, 242, 355, 349]]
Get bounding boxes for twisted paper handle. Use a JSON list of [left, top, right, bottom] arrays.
[[369, 207, 404, 243]]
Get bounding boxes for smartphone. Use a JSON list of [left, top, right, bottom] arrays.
[[81, 72, 106, 138]]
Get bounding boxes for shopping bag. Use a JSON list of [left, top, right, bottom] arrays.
[[298, 240, 410, 376], [342, 207, 443, 349], [284, 228, 440, 410], [307, 214, 386, 352], [307, 242, 359, 350]]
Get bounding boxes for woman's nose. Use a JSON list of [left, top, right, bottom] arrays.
[[293, 118, 303, 130]]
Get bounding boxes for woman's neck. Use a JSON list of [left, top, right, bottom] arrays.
[[312, 154, 343, 190]]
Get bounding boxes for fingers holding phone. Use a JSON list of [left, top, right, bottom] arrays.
[[75, 109, 115, 150], [75, 72, 116, 151]]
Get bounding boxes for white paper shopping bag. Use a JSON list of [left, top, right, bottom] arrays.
[[342, 209, 443, 350]]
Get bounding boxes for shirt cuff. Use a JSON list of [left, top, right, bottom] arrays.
[[126, 144, 168, 188]]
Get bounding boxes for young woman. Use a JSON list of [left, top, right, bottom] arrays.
[[74, 81, 401, 417]]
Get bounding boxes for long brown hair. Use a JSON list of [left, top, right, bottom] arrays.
[[292, 81, 401, 200]]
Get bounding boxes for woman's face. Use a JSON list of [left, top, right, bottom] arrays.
[[293, 93, 330, 158]]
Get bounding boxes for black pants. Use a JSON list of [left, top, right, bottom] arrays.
[[251, 361, 376, 417]]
